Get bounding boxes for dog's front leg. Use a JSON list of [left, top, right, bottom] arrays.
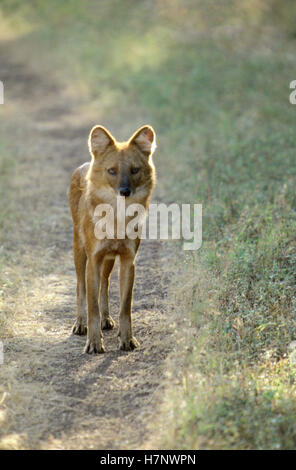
[[84, 255, 105, 354], [118, 254, 139, 351]]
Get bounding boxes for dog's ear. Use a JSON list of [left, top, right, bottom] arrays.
[[129, 125, 156, 157], [88, 125, 115, 158]]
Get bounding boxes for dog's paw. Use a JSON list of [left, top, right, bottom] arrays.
[[119, 336, 139, 351], [84, 338, 105, 354], [101, 315, 115, 330], [72, 321, 87, 336]]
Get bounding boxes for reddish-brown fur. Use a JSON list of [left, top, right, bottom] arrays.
[[69, 125, 156, 353]]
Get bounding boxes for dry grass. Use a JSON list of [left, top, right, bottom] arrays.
[[0, 45, 175, 448]]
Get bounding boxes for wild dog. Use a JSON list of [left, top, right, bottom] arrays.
[[69, 125, 156, 353]]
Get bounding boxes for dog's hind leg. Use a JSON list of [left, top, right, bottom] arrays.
[[72, 231, 87, 336], [100, 258, 116, 330]]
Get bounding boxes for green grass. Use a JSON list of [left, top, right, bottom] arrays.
[[0, 138, 17, 335], [1, 0, 296, 449]]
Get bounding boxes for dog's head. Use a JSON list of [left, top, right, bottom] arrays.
[[87, 125, 156, 203]]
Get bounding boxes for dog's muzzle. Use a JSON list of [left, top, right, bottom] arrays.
[[119, 187, 131, 197]]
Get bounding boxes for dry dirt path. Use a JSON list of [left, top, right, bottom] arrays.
[[0, 48, 176, 449]]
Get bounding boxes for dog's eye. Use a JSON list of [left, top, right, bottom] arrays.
[[107, 168, 117, 175], [131, 167, 140, 175]]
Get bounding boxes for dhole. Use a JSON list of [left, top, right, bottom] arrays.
[[69, 125, 156, 353]]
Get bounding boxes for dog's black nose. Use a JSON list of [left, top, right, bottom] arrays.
[[120, 187, 131, 197]]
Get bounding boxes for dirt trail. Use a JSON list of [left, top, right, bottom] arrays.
[[0, 48, 175, 449]]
